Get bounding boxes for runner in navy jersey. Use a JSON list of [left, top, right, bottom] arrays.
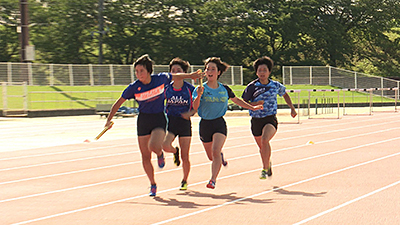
[[105, 54, 203, 196], [242, 56, 297, 179], [162, 57, 196, 191], [193, 57, 263, 189]]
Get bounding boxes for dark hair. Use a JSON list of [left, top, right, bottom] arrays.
[[169, 57, 190, 73], [204, 57, 229, 79], [134, 54, 154, 74], [253, 56, 274, 73]]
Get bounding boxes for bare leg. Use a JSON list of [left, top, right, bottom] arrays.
[[178, 136, 192, 182], [138, 135, 155, 185], [209, 133, 226, 181], [162, 132, 177, 154], [202, 141, 213, 161], [149, 128, 165, 156], [254, 124, 276, 170]]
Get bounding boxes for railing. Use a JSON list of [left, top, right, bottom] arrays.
[[0, 62, 243, 86], [1, 83, 397, 118], [282, 66, 400, 99]]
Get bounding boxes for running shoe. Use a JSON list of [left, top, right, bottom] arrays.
[[206, 180, 216, 189], [158, 152, 165, 168], [260, 162, 272, 179], [266, 162, 273, 177], [149, 184, 157, 196], [174, 147, 181, 166], [260, 169, 268, 179], [221, 152, 228, 166], [180, 180, 188, 191]]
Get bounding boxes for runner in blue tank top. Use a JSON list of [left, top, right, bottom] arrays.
[[104, 54, 203, 197], [193, 57, 263, 189], [162, 57, 196, 191], [242, 56, 297, 180]]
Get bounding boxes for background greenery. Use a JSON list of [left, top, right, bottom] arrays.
[[1, 0, 399, 82]]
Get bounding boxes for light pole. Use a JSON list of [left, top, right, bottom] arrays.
[[98, 0, 104, 64], [20, 0, 29, 62]]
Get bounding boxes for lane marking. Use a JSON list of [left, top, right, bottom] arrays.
[[2, 125, 399, 185], [0, 151, 137, 172], [8, 137, 400, 224], [0, 143, 136, 162], [293, 179, 400, 225], [2, 113, 398, 159], [2, 119, 399, 171], [152, 151, 400, 225]]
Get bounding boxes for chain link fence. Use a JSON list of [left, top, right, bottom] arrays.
[[0, 62, 243, 86], [282, 66, 400, 99]]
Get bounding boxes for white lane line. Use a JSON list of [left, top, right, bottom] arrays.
[[0, 128, 241, 162], [2, 113, 398, 160], [0, 151, 137, 172], [292, 179, 400, 225], [0, 162, 136, 186], [2, 118, 399, 172], [152, 151, 400, 225], [8, 137, 400, 225], [0, 143, 136, 162], [2, 125, 399, 185]]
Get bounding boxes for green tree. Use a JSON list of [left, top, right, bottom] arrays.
[[350, 0, 400, 78], [0, 0, 21, 62], [102, 0, 205, 65], [29, 0, 98, 63], [0, 0, 398, 79]]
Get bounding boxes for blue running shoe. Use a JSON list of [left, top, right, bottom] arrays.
[[221, 152, 228, 166], [158, 152, 165, 168], [149, 184, 157, 196]]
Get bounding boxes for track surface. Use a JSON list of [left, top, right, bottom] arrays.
[[1, 112, 399, 225]]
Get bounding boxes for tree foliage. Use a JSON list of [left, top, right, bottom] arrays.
[[0, 0, 399, 78], [0, 0, 20, 61]]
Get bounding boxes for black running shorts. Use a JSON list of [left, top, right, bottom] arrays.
[[137, 112, 167, 136], [251, 115, 278, 137], [167, 115, 192, 137], [199, 117, 227, 143]]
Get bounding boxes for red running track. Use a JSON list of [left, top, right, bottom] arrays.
[[0, 113, 399, 224]]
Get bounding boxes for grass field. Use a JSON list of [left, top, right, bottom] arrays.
[[0, 84, 397, 110]]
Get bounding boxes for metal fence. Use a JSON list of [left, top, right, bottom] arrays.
[[282, 66, 400, 99], [1, 81, 397, 117], [0, 62, 243, 86]]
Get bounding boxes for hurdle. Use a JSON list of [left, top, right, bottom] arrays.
[[370, 87, 398, 113], [342, 88, 373, 116], [278, 89, 301, 124], [306, 89, 341, 119], [342, 87, 398, 115]]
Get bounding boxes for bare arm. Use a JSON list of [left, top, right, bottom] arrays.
[[105, 97, 127, 127], [181, 109, 197, 120], [247, 100, 264, 106], [231, 97, 263, 111], [172, 70, 204, 81], [193, 86, 204, 111], [282, 93, 297, 118]]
